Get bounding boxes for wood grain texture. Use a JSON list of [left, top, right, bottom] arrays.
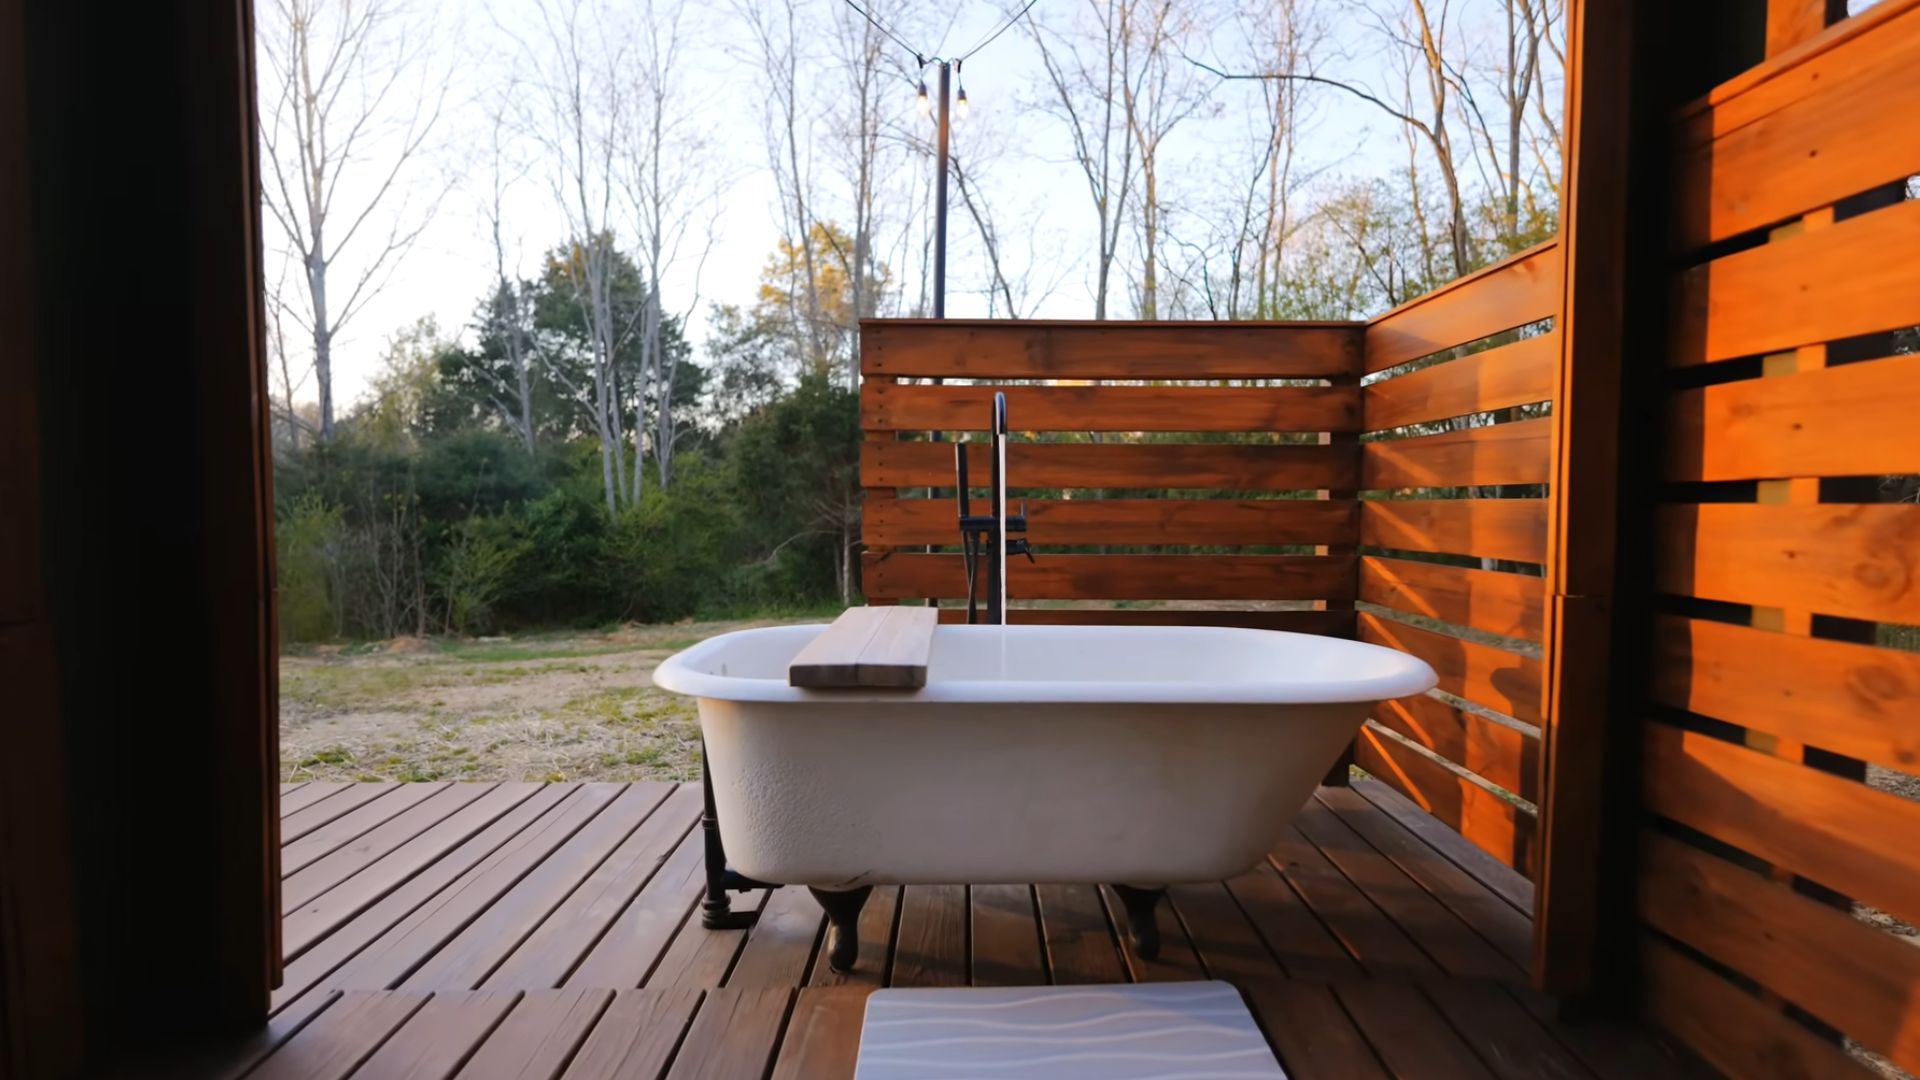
[[1671, 196, 1920, 365], [1244, 981, 1390, 1080], [1357, 613, 1543, 725], [788, 606, 936, 690], [1360, 557, 1545, 643], [1361, 418, 1553, 489], [1642, 723, 1920, 929], [865, 552, 1356, 602], [1363, 333, 1558, 430], [1033, 884, 1128, 985], [353, 989, 518, 1080], [1674, 0, 1920, 248], [863, 439, 1355, 491], [1665, 353, 1920, 481], [1641, 936, 1876, 1080], [1360, 498, 1548, 564], [866, 496, 1355, 547], [1318, 786, 1532, 969], [1653, 502, 1920, 623], [860, 319, 1363, 379], [769, 987, 873, 1080], [1356, 726, 1538, 878], [1365, 242, 1562, 373], [563, 988, 703, 1080], [863, 380, 1361, 433], [1648, 614, 1920, 773], [1369, 694, 1539, 802], [969, 885, 1048, 986], [1639, 831, 1920, 1073], [1334, 980, 1499, 1078], [891, 885, 967, 987], [457, 987, 613, 1080], [663, 988, 792, 1080], [249, 991, 430, 1080]]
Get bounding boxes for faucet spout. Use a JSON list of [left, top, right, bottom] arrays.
[[954, 391, 1027, 625]]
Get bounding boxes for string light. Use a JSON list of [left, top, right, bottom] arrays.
[[916, 80, 932, 117], [955, 86, 969, 121]]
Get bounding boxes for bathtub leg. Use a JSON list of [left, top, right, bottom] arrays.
[[1112, 885, 1166, 961], [809, 886, 875, 973], [700, 748, 767, 930]]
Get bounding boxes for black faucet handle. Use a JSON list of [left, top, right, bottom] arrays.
[[1008, 537, 1035, 563]]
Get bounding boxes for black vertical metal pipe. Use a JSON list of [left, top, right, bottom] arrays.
[[933, 61, 951, 319]]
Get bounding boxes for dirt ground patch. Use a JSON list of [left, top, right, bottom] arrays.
[[279, 617, 823, 783]]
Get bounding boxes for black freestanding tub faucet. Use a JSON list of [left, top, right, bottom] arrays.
[[956, 391, 1030, 624]]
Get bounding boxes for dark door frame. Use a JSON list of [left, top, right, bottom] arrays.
[[3, 0, 280, 1072]]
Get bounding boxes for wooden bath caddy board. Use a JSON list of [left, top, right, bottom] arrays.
[[788, 606, 938, 689], [853, 981, 1287, 1079]]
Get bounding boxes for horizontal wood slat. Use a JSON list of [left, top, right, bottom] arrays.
[[1361, 418, 1553, 489], [1359, 557, 1544, 643], [863, 553, 1356, 602], [1639, 831, 1920, 1074], [1664, 352, 1920, 481], [1642, 723, 1920, 929], [1362, 333, 1558, 431], [861, 320, 1363, 379], [1673, 0, 1920, 249], [1653, 502, 1920, 623], [862, 382, 1360, 434], [1640, 936, 1877, 1080], [1355, 725, 1537, 876], [1356, 612, 1542, 725], [1359, 499, 1548, 564], [1369, 693, 1539, 800], [932, 607, 1355, 635], [1364, 243, 1562, 373], [864, 498, 1356, 547], [1648, 614, 1920, 773], [1671, 196, 1920, 365], [863, 440, 1355, 492]]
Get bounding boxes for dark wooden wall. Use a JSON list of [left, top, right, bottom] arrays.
[[3, 0, 280, 1072]]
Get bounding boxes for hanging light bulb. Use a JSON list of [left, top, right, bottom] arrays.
[[955, 85, 970, 121], [916, 80, 931, 117]]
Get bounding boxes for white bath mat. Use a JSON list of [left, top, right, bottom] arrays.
[[853, 980, 1286, 1080]]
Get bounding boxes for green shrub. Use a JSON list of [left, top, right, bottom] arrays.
[[277, 493, 343, 642]]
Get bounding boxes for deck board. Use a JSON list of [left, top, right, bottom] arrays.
[[206, 781, 1697, 1079]]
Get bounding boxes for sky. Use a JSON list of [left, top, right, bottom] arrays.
[[259, 0, 1544, 410]]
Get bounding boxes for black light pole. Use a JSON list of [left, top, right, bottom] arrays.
[[933, 61, 951, 317]]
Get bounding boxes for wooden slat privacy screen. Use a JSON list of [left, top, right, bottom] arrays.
[[1354, 241, 1561, 881], [1634, 2, 1920, 1076], [860, 321, 1366, 634]]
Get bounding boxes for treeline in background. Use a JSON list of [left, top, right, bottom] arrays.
[[262, 0, 1571, 643]]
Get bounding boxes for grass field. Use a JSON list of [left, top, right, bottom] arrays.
[[279, 617, 823, 784]]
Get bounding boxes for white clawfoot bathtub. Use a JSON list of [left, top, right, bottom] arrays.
[[654, 623, 1436, 888]]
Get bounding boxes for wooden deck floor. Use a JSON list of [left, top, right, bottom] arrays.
[[172, 778, 1692, 1079]]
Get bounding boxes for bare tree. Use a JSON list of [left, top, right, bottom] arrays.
[[517, 0, 631, 515], [825, 0, 906, 387], [476, 105, 539, 456], [1185, 0, 1479, 282], [1117, 3, 1213, 319], [738, 0, 830, 364], [257, 0, 449, 442], [624, 0, 719, 493], [1025, 0, 1145, 319]]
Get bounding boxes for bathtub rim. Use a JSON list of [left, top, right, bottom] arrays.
[[654, 622, 1438, 705]]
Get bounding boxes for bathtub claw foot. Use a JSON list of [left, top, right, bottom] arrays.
[[809, 886, 874, 973], [1112, 885, 1166, 961]]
